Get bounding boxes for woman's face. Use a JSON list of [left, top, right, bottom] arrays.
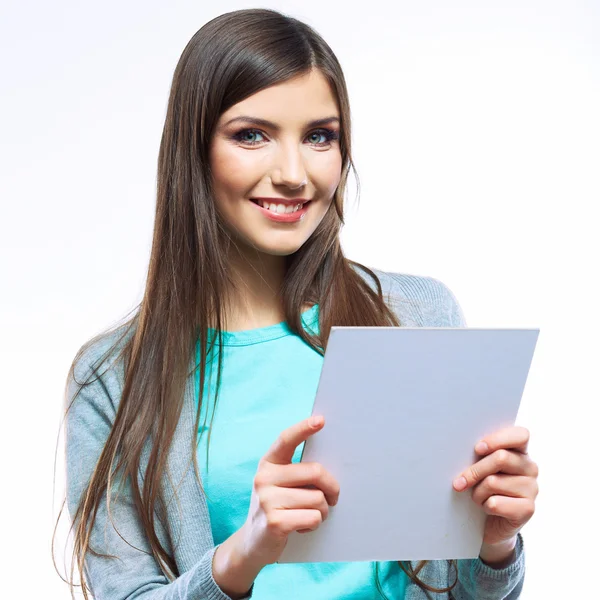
[[209, 68, 342, 257]]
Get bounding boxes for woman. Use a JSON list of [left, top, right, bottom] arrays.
[[60, 8, 538, 599]]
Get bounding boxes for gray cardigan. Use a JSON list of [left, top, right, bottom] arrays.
[[65, 269, 525, 599]]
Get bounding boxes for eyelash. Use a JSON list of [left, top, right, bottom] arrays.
[[231, 127, 340, 147]]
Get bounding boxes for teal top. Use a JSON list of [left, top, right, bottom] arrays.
[[194, 304, 407, 599]]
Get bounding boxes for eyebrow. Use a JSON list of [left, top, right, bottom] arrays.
[[222, 116, 340, 130]]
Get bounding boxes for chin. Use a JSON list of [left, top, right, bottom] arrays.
[[252, 239, 306, 257]]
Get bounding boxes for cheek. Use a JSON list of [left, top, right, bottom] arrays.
[[313, 152, 343, 195], [211, 147, 260, 196]]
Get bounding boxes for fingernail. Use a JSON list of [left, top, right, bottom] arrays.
[[309, 416, 323, 427], [475, 441, 489, 454], [453, 476, 467, 491]]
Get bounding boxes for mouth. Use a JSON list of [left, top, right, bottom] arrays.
[[250, 198, 311, 215], [249, 198, 312, 223]]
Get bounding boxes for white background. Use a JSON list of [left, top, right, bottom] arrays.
[[1, 0, 598, 598]]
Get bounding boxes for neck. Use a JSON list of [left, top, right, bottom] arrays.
[[221, 245, 288, 331]]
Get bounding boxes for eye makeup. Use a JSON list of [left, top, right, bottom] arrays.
[[230, 127, 340, 147]]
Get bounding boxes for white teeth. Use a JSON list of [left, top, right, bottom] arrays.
[[258, 201, 305, 214]]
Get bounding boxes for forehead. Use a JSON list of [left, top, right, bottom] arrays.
[[218, 69, 339, 126]]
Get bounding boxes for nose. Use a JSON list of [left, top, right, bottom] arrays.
[[270, 141, 308, 189]]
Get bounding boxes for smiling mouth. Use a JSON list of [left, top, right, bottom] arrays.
[[250, 199, 311, 215]]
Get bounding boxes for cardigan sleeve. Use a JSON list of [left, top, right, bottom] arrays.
[[452, 534, 525, 600], [64, 351, 251, 600], [381, 271, 468, 328]]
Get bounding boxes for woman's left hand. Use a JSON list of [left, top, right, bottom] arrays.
[[453, 426, 539, 562]]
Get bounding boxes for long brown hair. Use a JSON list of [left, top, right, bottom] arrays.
[[55, 8, 457, 598]]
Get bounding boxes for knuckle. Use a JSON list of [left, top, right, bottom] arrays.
[[310, 462, 324, 480], [265, 512, 281, 532], [496, 449, 511, 465], [253, 471, 269, 489], [469, 465, 481, 483], [310, 511, 323, 529], [486, 474, 499, 490], [485, 496, 497, 511], [257, 490, 270, 510], [529, 460, 539, 478], [523, 499, 536, 519]]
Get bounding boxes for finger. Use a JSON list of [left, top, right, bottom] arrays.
[[267, 509, 323, 535], [264, 487, 330, 522], [263, 416, 325, 465], [475, 426, 531, 456], [482, 496, 536, 525], [268, 462, 340, 506], [454, 449, 538, 491], [471, 474, 539, 507]]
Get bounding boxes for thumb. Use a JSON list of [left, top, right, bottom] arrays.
[[262, 416, 324, 465]]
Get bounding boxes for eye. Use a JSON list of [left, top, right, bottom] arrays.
[[307, 128, 340, 146], [233, 129, 266, 145], [307, 129, 339, 145]]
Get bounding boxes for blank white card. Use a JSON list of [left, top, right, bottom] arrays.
[[278, 327, 539, 564]]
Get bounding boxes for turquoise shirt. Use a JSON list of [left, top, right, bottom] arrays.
[[194, 304, 407, 599]]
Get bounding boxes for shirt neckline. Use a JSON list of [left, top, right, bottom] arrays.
[[204, 304, 320, 347]]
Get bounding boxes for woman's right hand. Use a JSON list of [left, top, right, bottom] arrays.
[[212, 415, 340, 598], [240, 414, 340, 566]]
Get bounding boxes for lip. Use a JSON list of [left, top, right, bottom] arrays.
[[252, 197, 311, 205], [250, 198, 311, 223]]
